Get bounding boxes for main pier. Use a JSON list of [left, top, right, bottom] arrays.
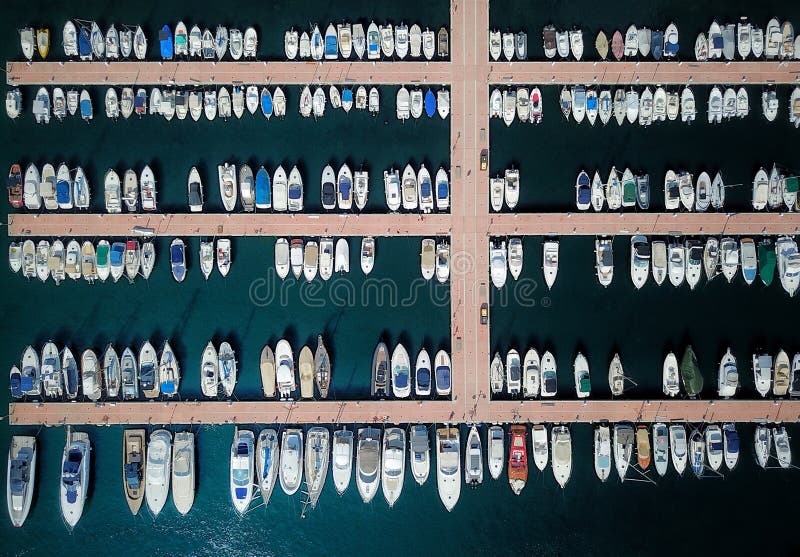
[[8, 0, 800, 426]]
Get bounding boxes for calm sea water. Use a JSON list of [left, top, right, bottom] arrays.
[[2, 0, 800, 555]]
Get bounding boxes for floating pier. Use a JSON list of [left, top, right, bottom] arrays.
[[7, 0, 800, 426]]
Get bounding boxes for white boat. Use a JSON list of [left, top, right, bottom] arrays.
[[630, 235, 650, 289], [435, 427, 461, 511], [573, 352, 590, 398], [662, 352, 680, 396], [531, 424, 548, 471], [542, 239, 559, 289], [720, 236, 739, 283], [139, 165, 156, 211], [754, 426, 771, 469], [667, 240, 685, 287], [669, 424, 688, 475], [569, 28, 583, 59], [284, 29, 298, 59], [81, 348, 101, 400], [319, 166, 335, 211], [776, 235, 800, 297], [502, 89, 516, 126], [594, 425, 611, 482], [490, 176, 504, 211], [487, 425, 504, 480], [418, 164, 434, 213], [381, 428, 405, 507], [331, 428, 353, 495], [595, 237, 613, 287], [490, 240, 507, 288], [230, 428, 254, 514], [101, 344, 119, 398], [652, 423, 669, 477], [303, 240, 318, 282], [338, 24, 352, 59], [608, 353, 624, 397], [551, 426, 572, 488], [34, 240, 50, 283], [145, 429, 171, 517], [507, 237, 523, 280], [59, 428, 90, 528], [218, 341, 237, 397], [356, 427, 381, 503], [380, 24, 394, 58], [360, 237, 375, 275], [625, 89, 639, 124], [704, 425, 724, 472], [464, 425, 483, 487], [319, 237, 334, 281], [279, 428, 303, 495], [414, 348, 432, 397], [7, 435, 37, 527], [684, 240, 703, 290], [409, 425, 430, 485], [540, 351, 557, 398], [335, 238, 349, 273], [613, 424, 634, 481], [171, 431, 195, 515], [353, 24, 366, 59], [200, 341, 218, 397], [773, 427, 792, 468], [243, 28, 258, 59], [391, 343, 411, 398], [304, 427, 329, 509], [753, 353, 773, 397], [506, 349, 521, 395], [721, 423, 739, 471], [717, 348, 738, 398]]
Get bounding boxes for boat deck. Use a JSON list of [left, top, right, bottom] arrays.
[[7, 0, 800, 426]]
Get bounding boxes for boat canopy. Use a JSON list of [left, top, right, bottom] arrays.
[[78, 28, 91, 56], [435, 365, 450, 390], [786, 176, 799, 193], [170, 244, 184, 263], [723, 430, 739, 453], [577, 186, 590, 204], [56, 180, 71, 203], [424, 90, 436, 117], [680, 347, 703, 396], [417, 366, 431, 389], [188, 183, 202, 206], [124, 463, 141, 488], [623, 181, 636, 203]]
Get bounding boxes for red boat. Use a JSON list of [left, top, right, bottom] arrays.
[[508, 425, 528, 495], [611, 30, 624, 61], [7, 163, 22, 208]]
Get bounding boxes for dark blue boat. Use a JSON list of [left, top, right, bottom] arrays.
[[651, 30, 664, 60], [56, 178, 71, 207], [260, 88, 273, 118], [78, 27, 91, 59], [159, 25, 174, 60], [255, 167, 271, 209], [9, 367, 22, 398], [424, 89, 436, 117], [170, 240, 186, 282]]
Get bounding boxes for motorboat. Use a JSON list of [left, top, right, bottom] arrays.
[[487, 425, 504, 480], [145, 429, 171, 517], [275, 339, 296, 400], [613, 424, 634, 481], [595, 237, 613, 287], [705, 425, 724, 472], [774, 350, 791, 396], [381, 428, 405, 507], [773, 427, 792, 468], [507, 237, 523, 281], [680, 345, 704, 398], [139, 341, 159, 399], [689, 430, 705, 478], [171, 431, 194, 515], [279, 429, 303, 495], [776, 236, 800, 296], [720, 237, 739, 283], [356, 427, 381, 503], [360, 237, 375, 275], [608, 353, 624, 396], [218, 341, 237, 397], [409, 425, 430, 485], [575, 169, 591, 211], [230, 428, 254, 515], [507, 425, 526, 494], [662, 352, 680, 396], [490, 240, 507, 289], [81, 348, 101, 401], [540, 351, 557, 397], [169, 238, 186, 283], [122, 429, 145, 516], [542, 239, 559, 289], [594, 425, 611, 482], [7, 435, 36, 527], [391, 343, 411, 398], [630, 235, 650, 289], [523, 349, 540, 398], [717, 348, 738, 398], [217, 162, 237, 211], [506, 349, 522, 395], [331, 428, 353, 495], [434, 351, 452, 396], [722, 423, 739, 471], [573, 353, 590, 399], [652, 423, 669, 477], [685, 239, 703, 290], [60, 428, 90, 528], [415, 348, 432, 397], [435, 427, 461, 511], [667, 240, 685, 287], [551, 426, 572, 488], [636, 425, 651, 470]]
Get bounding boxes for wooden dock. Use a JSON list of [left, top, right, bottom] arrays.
[[7, 0, 800, 427]]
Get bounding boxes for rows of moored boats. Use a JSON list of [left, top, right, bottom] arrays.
[[489, 18, 800, 61], [9, 238, 156, 284], [396, 86, 450, 120], [9, 336, 335, 402], [370, 341, 452, 398], [7, 420, 794, 527], [7, 163, 154, 211], [488, 344, 800, 399], [8, 161, 452, 215], [487, 234, 800, 296], [284, 22, 448, 61], [489, 168, 520, 212], [491, 85, 800, 127], [574, 165, 800, 213]]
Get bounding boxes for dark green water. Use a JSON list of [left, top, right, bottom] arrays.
[[2, 1, 800, 556]]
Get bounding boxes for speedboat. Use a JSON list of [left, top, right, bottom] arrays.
[[740, 238, 757, 285], [662, 352, 680, 396], [200, 341, 218, 398], [595, 237, 613, 287], [409, 425, 430, 485], [360, 237, 375, 275], [606, 167, 621, 209], [667, 240, 685, 287], [81, 348, 101, 401], [573, 352, 590, 398], [356, 427, 381, 503], [507, 425, 526, 493], [542, 239, 559, 289], [434, 351, 451, 396], [523, 348, 540, 398], [279, 429, 303, 495], [594, 425, 611, 482], [754, 426, 771, 469], [652, 423, 669, 477], [669, 425, 688, 475], [218, 341, 237, 397], [630, 235, 650, 289], [490, 240, 507, 289], [171, 432, 195, 515], [335, 239, 349, 273], [773, 427, 792, 468], [575, 170, 591, 210], [218, 163, 238, 212], [158, 341, 180, 398], [60, 428, 90, 528], [776, 236, 800, 297], [608, 353, 624, 396], [298, 345, 314, 398], [689, 430, 705, 478], [381, 428, 405, 507], [507, 238, 523, 281], [415, 348, 432, 396], [122, 429, 145, 515], [435, 427, 461, 511], [490, 353, 504, 394], [551, 426, 572, 488], [705, 425, 724, 472], [720, 237, 739, 283], [275, 339, 296, 400], [7, 435, 36, 527], [169, 239, 186, 283], [717, 348, 738, 398], [636, 426, 651, 471], [487, 426, 504, 480], [391, 343, 411, 398], [139, 341, 159, 399], [774, 350, 791, 396], [722, 424, 739, 471], [145, 429, 171, 517], [531, 424, 548, 471], [506, 349, 522, 395], [540, 351, 557, 397], [331, 428, 353, 495], [684, 240, 703, 290], [230, 428, 254, 515]]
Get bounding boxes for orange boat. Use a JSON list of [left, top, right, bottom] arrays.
[[508, 425, 528, 495], [7, 164, 22, 208], [636, 425, 651, 470]]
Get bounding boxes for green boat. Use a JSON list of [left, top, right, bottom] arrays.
[[680, 345, 703, 397], [758, 238, 776, 286], [622, 179, 637, 206]]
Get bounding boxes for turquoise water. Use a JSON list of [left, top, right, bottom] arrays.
[[3, 1, 800, 556]]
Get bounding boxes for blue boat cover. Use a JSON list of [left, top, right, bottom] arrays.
[[56, 180, 71, 203], [342, 88, 353, 103], [255, 170, 270, 205], [235, 487, 248, 499], [261, 92, 273, 115], [339, 180, 351, 200], [288, 185, 301, 199], [712, 36, 724, 49], [724, 430, 739, 452], [125, 463, 141, 488], [578, 173, 590, 186], [435, 366, 451, 390], [80, 99, 92, 117], [134, 94, 145, 109], [161, 381, 176, 394], [651, 31, 664, 60], [78, 28, 91, 57], [9, 373, 21, 397], [577, 186, 591, 204], [325, 36, 337, 56], [110, 244, 124, 266], [424, 90, 436, 117], [20, 375, 33, 392], [420, 181, 432, 198], [437, 181, 448, 200], [170, 244, 184, 263], [160, 26, 174, 59], [417, 367, 431, 388], [586, 96, 597, 110], [237, 442, 249, 456], [395, 371, 409, 388], [664, 40, 678, 55]]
